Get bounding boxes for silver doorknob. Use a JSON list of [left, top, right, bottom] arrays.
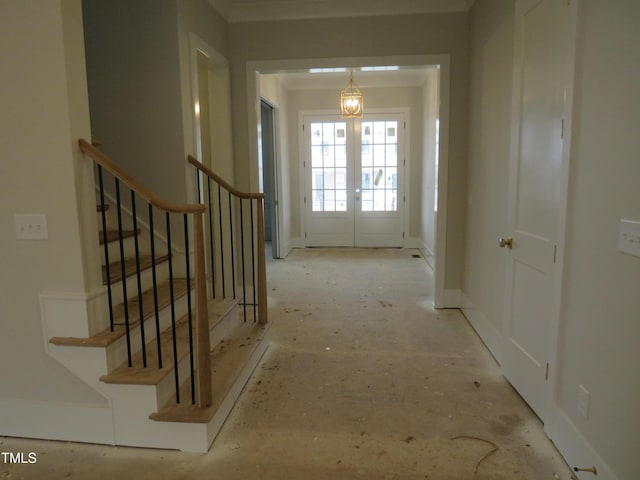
[[499, 237, 513, 249]]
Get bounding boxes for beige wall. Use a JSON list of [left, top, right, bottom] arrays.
[[229, 13, 469, 289], [83, 0, 187, 204], [554, 2, 640, 479], [464, 1, 640, 479], [0, 0, 105, 404]]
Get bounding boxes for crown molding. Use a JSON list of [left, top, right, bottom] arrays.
[[209, 0, 473, 23]]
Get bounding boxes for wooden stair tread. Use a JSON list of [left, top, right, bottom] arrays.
[[111, 277, 192, 325], [100, 314, 192, 385], [150, 321, 269, 423], [99, 228, 140, 245], [102, 253, 169, 284], [96, 204, 110, 212], [49, 278, 192, 348], [99, 298, 241, 386]]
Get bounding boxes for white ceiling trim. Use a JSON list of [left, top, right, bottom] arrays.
[[209, 0, 474, 23]]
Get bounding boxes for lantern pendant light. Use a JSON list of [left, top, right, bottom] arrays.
[[340, 71, 363, 118]]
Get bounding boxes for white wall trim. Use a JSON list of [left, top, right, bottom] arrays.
[[0, 398, 115, 446], [40, 288, 107, 339], [550, 408, 620, 480], [460, 292, 503, 364]]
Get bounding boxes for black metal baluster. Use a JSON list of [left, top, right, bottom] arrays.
[[229, 192, 236, 299], [218, 184, 225, 298], [207, 178, 215, 299], [115, 179, 132, 366], [196, 168, 202, 203], [97, 166, 114, 331], [250, 200, 257, 322], [184, 215, 196, 405], [166, 213, 180, 404], [131, 193, 147, 367], [239, 199, 247, 322], [149, 205, 162, 369]]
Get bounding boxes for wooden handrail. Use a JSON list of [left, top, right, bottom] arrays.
[[189, 154, 268, 325], [79, 139, 205, 214], [188, 155, 265, 200]]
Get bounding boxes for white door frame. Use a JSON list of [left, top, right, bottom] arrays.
[[186, 33, 234, 201], [504, 0, 578, 429], [246, 55, 451, 308]]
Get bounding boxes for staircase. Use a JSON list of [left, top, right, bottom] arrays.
[[45, 139, 269, 452]]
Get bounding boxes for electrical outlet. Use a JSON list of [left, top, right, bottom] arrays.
[[577, 385, 590, 419], [15, 214, 48, 240], [618, 219, 640, 257]]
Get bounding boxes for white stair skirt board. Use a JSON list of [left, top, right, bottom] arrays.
[[461, 292, 503, 365], [0, 398, 114, 446], [40, 290, 108, 338], [550, 409, 619, 480]]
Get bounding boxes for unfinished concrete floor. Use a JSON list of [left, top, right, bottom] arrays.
[[1, 248, 575, 479]]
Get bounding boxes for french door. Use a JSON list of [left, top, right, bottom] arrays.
[[303, 112, 405, 247]]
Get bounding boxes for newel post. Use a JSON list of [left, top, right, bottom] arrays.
[[256, 196, 268, 325], [194, 212, 212, 407]]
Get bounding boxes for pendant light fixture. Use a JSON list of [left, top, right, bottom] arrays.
[[340, 71, 363, 118]]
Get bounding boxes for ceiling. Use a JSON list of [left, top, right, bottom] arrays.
[[209, 0, 475, 23]]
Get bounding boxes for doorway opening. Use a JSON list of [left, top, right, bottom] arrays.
[[247, 56, 449, 307], [260, 99, 280, 259]]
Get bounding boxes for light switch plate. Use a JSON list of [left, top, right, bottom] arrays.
[[15, 214, 48, 240], [618, 219, 640, 258]]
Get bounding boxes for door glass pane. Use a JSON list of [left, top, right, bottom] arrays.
[[360, 120, 399, 212], [335, 145, 347, 167], [311, 146, 323, 167], [311, 121, 348, 212]]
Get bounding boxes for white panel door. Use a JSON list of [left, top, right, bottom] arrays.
[[502, 0, 576, 422], [304, 113, 405, 247], [356, 114, 405, 247], [304, 117, 354, 246]]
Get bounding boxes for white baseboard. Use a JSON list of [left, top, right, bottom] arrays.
[[460, 292, 503, 365], [0, 398, 114, 445], [550, 408, 620, 480]]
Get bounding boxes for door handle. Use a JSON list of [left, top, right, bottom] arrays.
[[499, 237, 513, 249], [355, 188, 360, 201]]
